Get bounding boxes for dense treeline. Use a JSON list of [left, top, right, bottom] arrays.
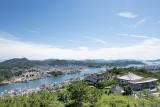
[[48, 71, 64, 77], [0, 69, 13, 82]]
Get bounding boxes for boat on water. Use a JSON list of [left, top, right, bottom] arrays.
[[0, 80, 10, 86], [0, 82, 9, 86]]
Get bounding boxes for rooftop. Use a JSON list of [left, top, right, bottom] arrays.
[[117, 72, 144, 81], [129, 78, 158, 84]]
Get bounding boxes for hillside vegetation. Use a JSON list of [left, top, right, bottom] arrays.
[[0, 67, 160, 107], [0, 81, 160, 107]]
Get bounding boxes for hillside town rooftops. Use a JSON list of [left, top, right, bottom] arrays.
[[117, 72, 144, 81]]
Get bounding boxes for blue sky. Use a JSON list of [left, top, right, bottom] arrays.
[[0, 0, 160, 60]]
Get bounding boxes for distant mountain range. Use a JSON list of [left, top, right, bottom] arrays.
[[1, 57, 160, 82], [146, 59, 160, 62], [0, 58, 147, 82], [0, 58, 145, 68]]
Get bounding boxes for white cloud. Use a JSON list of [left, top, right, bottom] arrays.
[[0, 33, 160, 60], [29, 30, 39, 33], [134, 19, 146, 28], [94, 38, 107, 45], [137, 19, 146, 24], [118, 33, 152, 39], [129, 35, 149, 39], [67, 40, 77, 43], [0, 32, 18, 40], [68, 36, 107, 45], [117, 11, 137, 19], [77, 46, 89, 51], [83, 36, 107, 45]]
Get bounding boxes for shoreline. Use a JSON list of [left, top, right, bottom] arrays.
[[0, 68, 85, 86], [0, 67, 106, 96], [0, 76, 85, 98]]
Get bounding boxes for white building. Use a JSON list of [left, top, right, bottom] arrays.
[[118, 72, 158, 92]]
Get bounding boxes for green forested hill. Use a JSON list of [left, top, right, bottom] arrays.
[[0, 58, 145, 68]]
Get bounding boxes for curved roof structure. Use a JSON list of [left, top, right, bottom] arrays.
[[118, 72, 144, 81], [129, 78, 158, 84]]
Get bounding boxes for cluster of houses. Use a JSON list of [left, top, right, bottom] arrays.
[[14, 69, 45, 83], [85, 72, 159, 94]]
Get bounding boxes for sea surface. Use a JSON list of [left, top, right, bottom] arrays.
[[0, 67, 105, 93]]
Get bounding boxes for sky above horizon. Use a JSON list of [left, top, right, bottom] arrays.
[[0, 0, 160, 60]]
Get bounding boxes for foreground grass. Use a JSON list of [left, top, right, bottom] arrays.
[[0, 91, 64, 107], [95, 94, 160, 107], [1, 92, 160, 107]]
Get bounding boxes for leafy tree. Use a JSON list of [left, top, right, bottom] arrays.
[[96, 79, 116, 89], [56, 89, 71, 104], [67, 81, 102, 107], [67, 81, 89, 107]]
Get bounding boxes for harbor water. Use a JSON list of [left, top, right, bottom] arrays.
[[0, 67, 105, 93]]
